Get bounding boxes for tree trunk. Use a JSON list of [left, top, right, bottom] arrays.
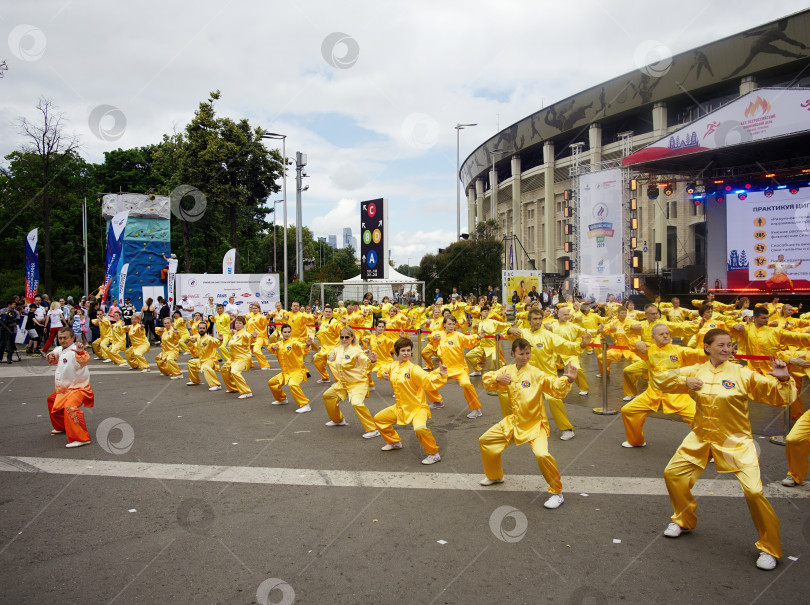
[[182, 219, 192, 272]]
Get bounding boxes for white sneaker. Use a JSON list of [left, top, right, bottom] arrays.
[[543, 494, 564, 509], [422, 453, 441, 465], [622, 395, 634, 401], [595, 373, 602, 378], [295, 404, 311, 413], [170, 374, 183, 380], [65, 440, 91, 448], [102, 359, 111, 363], [238, 393, 253, 399], [621, 441, 646, 448], [422, 365, 430, 370], [208, 385, 222, 391], [579, 390, 589, 396], [429, 401, 444, 409], [93, 357, 103, 360], [664, 522, 686, 538], [381, 442, 402, 451], [141, 368, 150, 373], [369, 386, 375, 391], [362, 430, 380, 439], [186, 381, 197, 386], [50, 429, 65, 435], [781, 475, 797, 487], [271, 399, 288, 405], [479, 477, 503, 486], [469, 371, 482, 377], [560, 430, 575, 441], [316, 378, 331, 383], [756, 552, 777, 571], [260, 367, 271, 371], [325, 419, 347, 427], [467, 409, 483, 419]]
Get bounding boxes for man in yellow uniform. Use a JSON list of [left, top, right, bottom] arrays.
[[466, 306, 509, 377], [213, 303, 232, 361], [662, 297, 695, 323], [546, 307, 591, 395], [479, 338, 577, 509], [596, 306, 640, 378], [575, 303, 607, 354], [732, 307, 810, 375], [91, 312, 112, 360], [155, 317, 183, 378], [313, 306, 342, 383], [432, 315, 483, 418], [186, 321, 222, 390], [505, 308, 591, 440], [124, 314, 151, 372], [621, 324, 704, 447], [246, 303, 270, 370], [420, 307, 444, 370], [284, 301, 313, 344], [102, 311, 127, 366]]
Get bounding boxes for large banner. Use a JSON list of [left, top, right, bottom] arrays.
[[501, 270, 541, 311], [118, 263, 129, 305], [176, 273, 280, 313], [579, 168, 623, 276], [360, 198, 388, 280], [166, 256, 178, 306], [577, 274, 626, 302], [223, 248, 236, 274], [102, 211, 129, 302], [725, 189, 810, 291], [24, 228, 38, 303]]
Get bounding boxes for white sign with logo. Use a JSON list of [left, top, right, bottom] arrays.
[[579, 168, 623, 276], [577, 273, 626, 302], [176, 273, 280, 313]]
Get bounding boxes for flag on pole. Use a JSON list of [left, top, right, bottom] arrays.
[[24, 228, 38, 303], [223, 248, 236, 274], [118, 263, 129, 306], [101, 211, 129, 303]]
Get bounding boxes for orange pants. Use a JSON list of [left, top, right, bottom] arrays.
[[48, 387, 94, 443], [375, 406, 438, 454]]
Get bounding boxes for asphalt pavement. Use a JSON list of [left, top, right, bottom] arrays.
[[0, 343, 808, 604]]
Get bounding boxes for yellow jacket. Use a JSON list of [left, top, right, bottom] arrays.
[[316, 318, 342, 351], [155, 326, 180, 354], [505, 327, 584, 375], [271, 338, 309, 379], [634, 342, 705, 412], [110, 320, 127, 348], [227, 328, 254, 362], [435, 331, 479, 374], [214, 312, 231, 338], [246, 312, 269, 346], [189, 334, 220, 363], [376, 360, 447, 424], [126, 324, 150, 350], [327, 343, 373, 385]]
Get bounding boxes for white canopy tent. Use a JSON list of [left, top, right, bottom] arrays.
[[315, 267, 424, 305]]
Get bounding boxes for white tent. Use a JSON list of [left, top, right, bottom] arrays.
[[341, 267, 422, 302]]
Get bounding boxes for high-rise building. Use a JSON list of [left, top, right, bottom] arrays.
[[328, 235, 337, 249], [350, 236, 358, 254], [342, 227, 352, 249]]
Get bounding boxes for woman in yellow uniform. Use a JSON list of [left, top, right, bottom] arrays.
[[595, 306, 639, 378], [374, 337, 448, 464], [186, 321, 222, 391], [103, 310, 127, 366], [432, 314, 483, 418], [91, 312, 112, 360], [654, 328, 796, 571], [363, 319, 396, 392], [155, 317, 183, 378], [322, 327, 379, 436], [419, 307, 444, 370], [479, 338, 577, 509], [313, 306, 342, 383], [124, 313, 151, 372], [466, 306, 510, 377], [268, 323, 312, 412], [220, 315, 256, 399], [172, 310, 192, 354], [246, 303, 270, 370]]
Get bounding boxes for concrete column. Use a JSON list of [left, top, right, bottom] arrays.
[[652, 102, 667, 138], [475, 178, 485, 232], [490, 167, 497, 221], [511, 155, 522, 269], [588, 123, 602, 171], [466, 187, 476, 236], [543, 141, 555, 273], [740, 75, 757, 95]]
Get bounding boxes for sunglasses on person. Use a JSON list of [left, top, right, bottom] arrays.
[[340, 335, 352, 339]]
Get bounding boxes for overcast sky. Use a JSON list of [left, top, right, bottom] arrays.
[[2, 0, 807, 266]]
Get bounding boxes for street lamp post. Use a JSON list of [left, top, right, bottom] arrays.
[[272, 199, 283, 273], [455, 123, 477, 240], [261, 133, 287, 309], [488, 148, 506, 236]]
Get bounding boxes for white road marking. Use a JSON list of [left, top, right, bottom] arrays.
[[0, 456, 806, 499]]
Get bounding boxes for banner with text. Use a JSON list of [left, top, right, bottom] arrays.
[[577, 273, 626, 302], [578, 168, 623, 277], [102, 211, 129, 302], [501, 270, 542, 312], [176, 273, 280, 313], [223, 248, 236, 275], [24, 228, 38, 303], [360, 198, 389, 280]]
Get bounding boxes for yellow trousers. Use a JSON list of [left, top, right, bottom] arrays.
[[252, 342, 270, 369], [786, 409, 810, 485], [178, 334, 191, 354], [479, 420, 562, 494], [623, 360, 647, 396], [221, 358, 251, 394], [125, 344, 150, 369], [313, 349, 332, 380], [217, 336, 231, 361], [421, 341, 437, 369], [268, 370, 309, 408], [106, 343, 126, 365], [374, 406, 438, 454], [188, 358, 221, 387], [664, 442, 782, 558], [323, 380, 376, 432], [93, 338, 111, 359], [465, 345, 504, 372], [156, 351, 180, 376], [443, 372, 481, 410], [621, 396, 695, 446], [544, 396, 573, 432]]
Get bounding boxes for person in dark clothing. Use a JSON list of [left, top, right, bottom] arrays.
[[0, 301, 20, 363]]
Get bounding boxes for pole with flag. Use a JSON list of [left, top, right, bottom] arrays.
[[24, 228, 38, 303], [101, 211, 129, 304]]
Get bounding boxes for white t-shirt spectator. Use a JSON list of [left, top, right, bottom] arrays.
[[47, 309, 63, 329]]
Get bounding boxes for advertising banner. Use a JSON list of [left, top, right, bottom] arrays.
[[166, 256, 179, 306], [501, 270, 542, 312], [176, 273, 280, 313], [118, 263, 129, 306], [579, 168, 623, 276], [360, 198, 388, 280], [24, 228, 38, 303], [577, 273, 626, 302], [101, 211, 129, 302], [223, 248, 236, 274]]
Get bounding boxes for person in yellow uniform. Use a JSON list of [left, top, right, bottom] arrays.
[[267, 323, 312, 412], [213, 303, 232, 361], [686, 304, 729, 350], [171, 310, 192, 355], [732, 307, 810, 374], [322, 327, 379, 435], [358, 298, 380, 336], [246, 303, 270, 370], [621, 324, 704, 448], [186, 321, 222, 391], [155, 317, 183, 378], [124, 314, 151, 372], [374, 336, 448, 464], [505, 308, 591, 439], [432, 314, 483, 419], [595, 306, 640, 378], [220, 316, 256, 399], [661, 297, 696, 323], [545, 306, 591, 395], [313, 306, 342, 383], [283, 300, 314, 344], [420, 307, 444, 370], [479, 338, 578, 509], [575, 304, 607, 354], [385, 305, 409, 334], [448, 299, 470, 333], [91, 312, 112, 360], [782, 349, 810, 486], [364, 319, 397, 392], [654, 328, 795, 571], [102, 310, 127, 365], [466, 306, 510, 377]]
